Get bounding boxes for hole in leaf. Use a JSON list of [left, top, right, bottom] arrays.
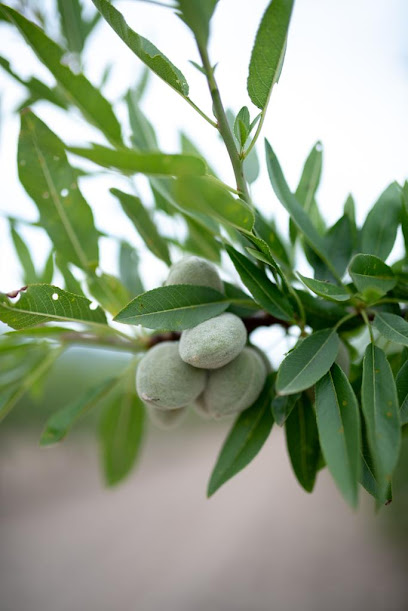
[[89, 301, 98, 311], [61, 188, 69, 197], [52, 293, 59, 301]]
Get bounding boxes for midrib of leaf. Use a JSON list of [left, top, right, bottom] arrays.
[[353, 272, 393, 282], [282, 331, 335, 393], [26, 115, 89, 270], [118, 297, 229, 321]]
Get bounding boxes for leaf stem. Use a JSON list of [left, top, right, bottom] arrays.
[[361, 309, 374, 343], [184, 96, 217, 128], [197, 43, 251, 201], [244, 107, 267, 158]]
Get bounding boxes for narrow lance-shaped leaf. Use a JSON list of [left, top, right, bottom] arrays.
[[396, 360, 408, 425], [119, 242, 144, 298], [99, 373, 145, 486], [174, 176, 255, 233], [110, 188, 171, 266], [247, 0, 294, 109], [0, 284, 107, 330], [276, 329, 340, 395], [86, 273, 130, 317], [290, 141, 323, 243], [361, 344, 401, 502], [401, 182, 408, 254], [361, 183, 402, 261], [114, 285, 230, 331], [315, 364, 361, 507], [265, 140, 340, 281], [92, 0, 189, 95], [285, 393, 320, 492], [40, 377, 118, 446], [226, 244, 295, 322], [306, 214, 354, 283], [0, 4, 122, 144], [40, 250, 54, 284], [298, 274, 351, 302], [271, 391, 300, 426], [207, 373, 275, 497], [373, 312, 408, 347], [69, 144, 206, 177], [57, 0, 85, 54], [18, 111, 99, 270], [348, 254, 396, 300], [9, 222, 38, 284]]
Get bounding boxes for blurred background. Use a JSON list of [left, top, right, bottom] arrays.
[[1, 1, 408, 609]]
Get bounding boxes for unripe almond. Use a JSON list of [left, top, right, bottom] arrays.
[[165, 255, 224, 293]]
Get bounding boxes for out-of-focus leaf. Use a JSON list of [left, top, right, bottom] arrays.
[[348, 254, 396, 300], [362, 344, 401, 502], [40, 250, 54, 284], [87, 273, 131, 316], [271, 391, 300, 426], [265, 140, 340, 281], [119, 242, 144, 298], [315, 364, 361, 507], [0, 4, 122, 144], [226, 244, 295, 322], [114, 285, 230, 330], [373, 312, 408, 347], [125, 88, 158, 151], [0, 55, 68, 108], [285, 393, 320, 492], [99, 374, 145, 486], [244, 145, 260, 184], [396, 359, 408, 425], [223, 282, 259, 318], [184, 217, 221, 263], [57, 0, 85, 54], [401, 182, 408, 255], [9, 222, 38, 284], [40, 377, 118, 445], [254, 213, 290, 267], [298, 274, 351, 302], [307, 214, 354, 282], [110, 188, 171, 265], [298, 290, 359, 332], [55, 255, 84, 296], [276, 329, 340, 395], [290, 141, 323, 244], [174, 176, 254, 233], [207, 373, 275, 496], [361, 183, 402, 261], [18, 111, 99, 270], [69, 144, 206, 176], [0, 284, 107, 329], [247, 0, 294, 109], [233, 106, 250, 147], [92, 0, 189, 95], [343, 194, 358, 248], [175, 0, 218, 46]]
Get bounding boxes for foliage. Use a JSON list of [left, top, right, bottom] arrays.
[[0, 0, 407, 507]]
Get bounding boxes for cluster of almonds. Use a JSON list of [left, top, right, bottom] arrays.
[[136, 256, 268, 428]]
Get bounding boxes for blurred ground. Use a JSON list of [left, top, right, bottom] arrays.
[[1, 426, 407, 611]]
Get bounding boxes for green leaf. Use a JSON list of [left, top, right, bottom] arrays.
[[0, 55, 68, 109], [0, 284, 107, 330], [315, 364, 361, 507], [244, 145, 260, 184], [298, 290, 357, 332], [401, 182, 408, 255], [271, 391, 300, 426], [396, 360, 408, 425], [126, 88, 158, 151], [234, 106, 250, 147], [114, 284, 229, 330], [99, 377, 145, 486], [86, 273, 131, 316], [373, 312, 408, 347], [254, 212, 290, 267], [290, 141, 323, 244], [174, 176, 254, 233], [344, 194, 358, 247], [298, 274, 351, 302], [285, 393, 320, 492], [110, 188, 171, 265], [348, 254, 396, 299], [247, 0, 294, 109], [18, 111, 99, 270], [223, 282, 259, 318], [40, 250, 54, 284], [175, 0, 218, 46], [361, 344, 401, 502], [0, 4, 122, 144], [92, 0, 189, 96], [276, 329, 340, 395], [55, 255, 85, 296], [69, 144, 206, 177], [184, 217, 221, 263], [306, 214, 354, 282], [265, 140, 340, 281], [207, 373, 275, 496], [226, 245, 295, 322], [119, 242, 144, 298], [57, 0, 85, 54], [361, 183, 402, 261], [0, 346, 61, 423], [40, 377, 118, 445], [9, 222, 38, 284]]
